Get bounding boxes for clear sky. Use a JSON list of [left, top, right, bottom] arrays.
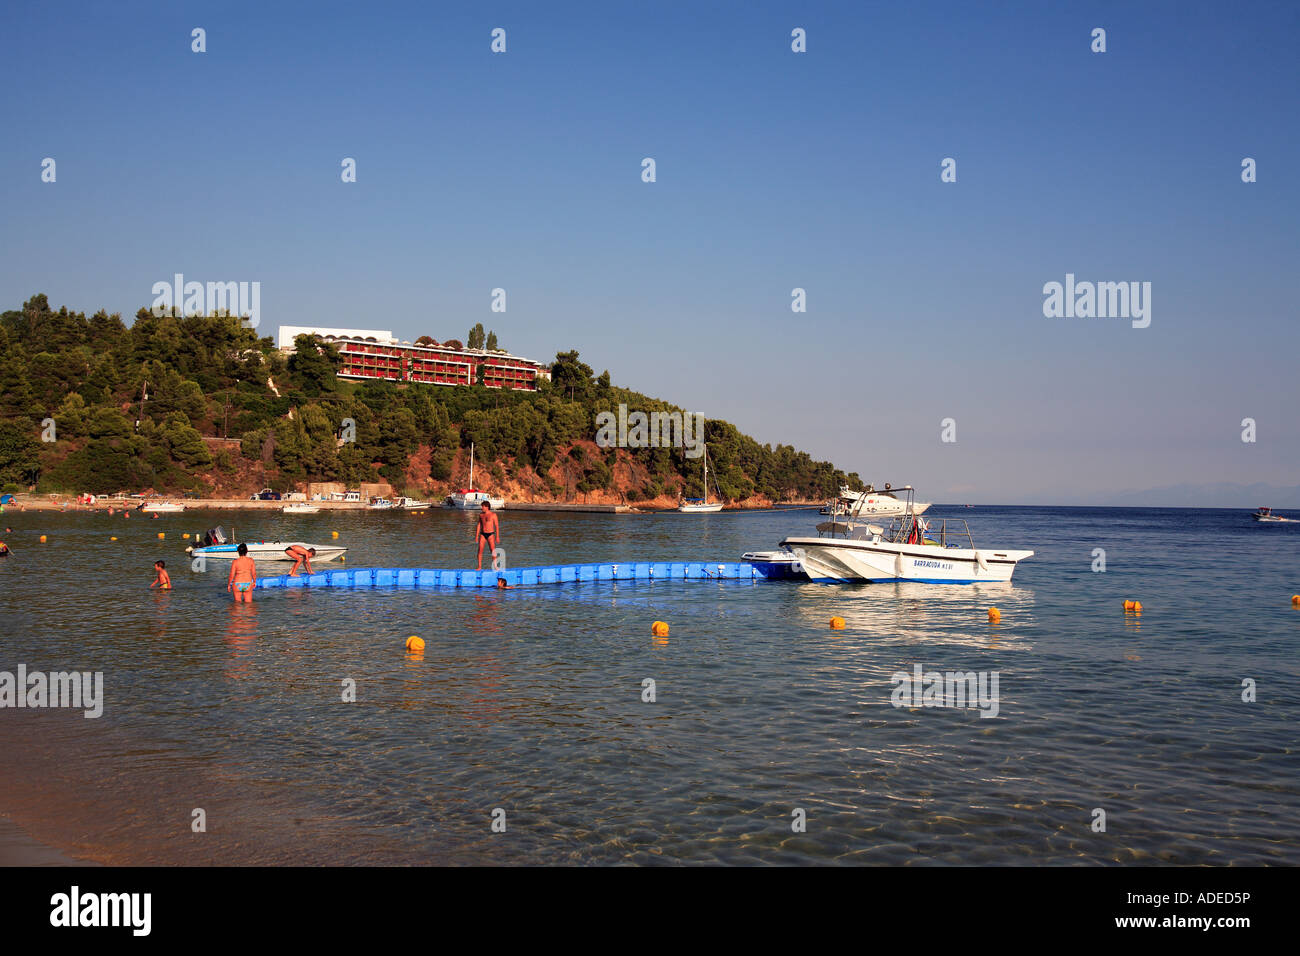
[[2, 1, 1297, 504]]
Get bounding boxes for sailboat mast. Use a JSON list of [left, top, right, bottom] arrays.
[[469, 442, 475, 487]]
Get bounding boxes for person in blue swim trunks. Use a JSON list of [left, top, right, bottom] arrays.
[[227, 543, 257, 602]]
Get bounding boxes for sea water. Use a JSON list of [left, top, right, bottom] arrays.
[[1, 506, 1296, 864]]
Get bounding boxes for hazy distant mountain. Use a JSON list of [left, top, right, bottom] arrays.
[[1095, 482, 1300, 509]]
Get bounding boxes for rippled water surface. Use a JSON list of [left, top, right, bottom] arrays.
[[2, 505, 1297, 864]]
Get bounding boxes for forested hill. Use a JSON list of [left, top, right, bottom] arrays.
[[0, 295, 859, 504]]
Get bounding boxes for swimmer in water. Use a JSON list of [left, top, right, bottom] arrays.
[[475, 500, 500, 571], [0, 540, 10, 557], [495, 577, 513, 589], [150, 559, 171, 589], [228, 543, 256, 602], [285, 544, 315, 577]]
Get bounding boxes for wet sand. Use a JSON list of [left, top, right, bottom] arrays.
[[0, 815, 95, 867]]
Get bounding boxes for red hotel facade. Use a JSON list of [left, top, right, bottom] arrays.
[[290, 331, 551, 391]]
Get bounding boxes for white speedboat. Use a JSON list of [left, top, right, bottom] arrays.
[[820, 484, 930, 517], [368, 497, 397, 510], [394, 496, 431, 509], [282, 503, 320, 514], [140, 501, 185, 513], [445, 443, 506, 510], [678, 443, 724, 512], [779, 487, 1032, 584], [1253, 506, 1295, 523], [186, 528, 346, 562]]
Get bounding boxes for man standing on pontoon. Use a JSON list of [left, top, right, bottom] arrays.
[[475, 501, 500, 571]]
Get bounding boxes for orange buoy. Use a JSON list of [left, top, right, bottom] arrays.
[[157, 532, 165, 539], [829, 616, 846, 629], [987, 607, 1001, 623], [405, 635, 425, 652], [1292, 594, 1300, 606], [39, 535, 46, 543], [651, 621, 669, 637]]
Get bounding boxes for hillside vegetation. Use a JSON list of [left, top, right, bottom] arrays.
[[0, 295, 859, 504]]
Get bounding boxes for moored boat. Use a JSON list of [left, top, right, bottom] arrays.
[[820, 483, 930, 518], [187, 526, 346, 562], [140, 500, 185, 513], [779, 487, 1032, 584], [282, 503, 320, 514], [678, 443, 724, 512], [445, 443, 506, 510]]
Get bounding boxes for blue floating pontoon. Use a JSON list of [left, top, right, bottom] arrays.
[[256, 560, 775, 590]]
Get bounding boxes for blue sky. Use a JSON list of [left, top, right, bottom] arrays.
[[2, 1, 1297, 503]]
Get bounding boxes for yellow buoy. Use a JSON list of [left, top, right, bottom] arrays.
[[829, 616, 846, 629], [1123, 600, 1134, 611], [405, 635, 425, 652], [651, 621, 669, 637], [987, 608, 1001, 623], [110, 536, 117, 541], [1292, 594, 1300, 606], [183, 533, 189, 539], [39, 535, 46, 543], [332, 531, 339, 539], [158, 532, 165, 539], [1132, 601, 1142, 614]]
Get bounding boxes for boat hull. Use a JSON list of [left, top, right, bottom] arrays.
[[445, 493, 505, 510], [186, 542, 347, 562], [678, 503, 723, 513], [779, 536, 1032, 584]]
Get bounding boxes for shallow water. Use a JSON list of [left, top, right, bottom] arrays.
[[1, 505, 1297, 864]]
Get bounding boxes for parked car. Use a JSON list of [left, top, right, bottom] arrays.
[[249, 489, 282, 501]]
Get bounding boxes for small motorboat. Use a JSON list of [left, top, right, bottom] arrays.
[[779, 487, 1033, 584], [1252, 506, 1295, 522], [186, 526, 346, 562], [742, 549, 807, 580], [140, 501, 185, 513], [394, 497, 431, 509], [368, 497, 397, 510], [282, 503, 320, 514]]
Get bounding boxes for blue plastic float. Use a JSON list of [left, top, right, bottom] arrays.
[[256, 561, 769, 590]]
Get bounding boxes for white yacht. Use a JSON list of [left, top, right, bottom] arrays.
[[445, 443, 505, 510], [282, 503, 320, 514], [820, 483, 930, 518], [679, 444, 724, 513]]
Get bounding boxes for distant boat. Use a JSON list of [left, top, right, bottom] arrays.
[[282, 503, 320, 514], [367, 497, 397, 510], [679, 444, 724, 513], [445, 443, 505, 510], [140, 501, 184, 513], [394, 496, 431, 509], [1253, 506, 1295, 523]]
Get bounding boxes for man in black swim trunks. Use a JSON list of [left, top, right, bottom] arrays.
[[475, 500, 500, 571]]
